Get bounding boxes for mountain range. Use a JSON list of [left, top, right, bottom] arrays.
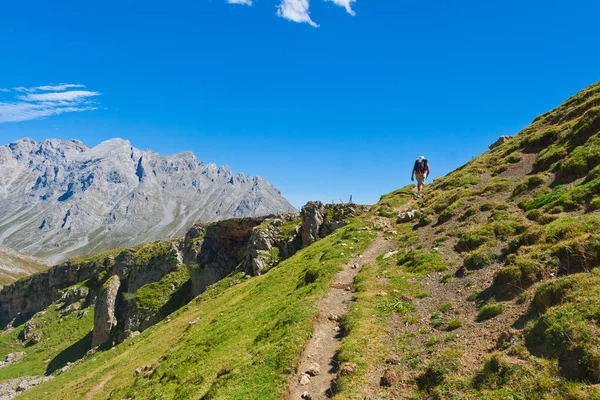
[[0, 138, 296, 264]]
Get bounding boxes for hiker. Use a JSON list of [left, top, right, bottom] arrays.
[[411, 156, 430, 198]]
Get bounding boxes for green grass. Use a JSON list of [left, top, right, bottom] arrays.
[[477, 303, 504, 322], [0, 292, 94, 380], [525, 270, 600, 382], [376, 186, 415, 216], [445, 319, 462, 331], [463, 248, 496, 270], [126, 264, 190, 314], [439, 303, 452, 313], [19, 220, 375, 399], [396, 250, 448, 274], [133, 240, 176, 267]]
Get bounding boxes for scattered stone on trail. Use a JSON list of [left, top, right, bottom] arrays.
[[299, 373, 311, 386], [380, 368, 400, 387], [386, 354, 402, 365], [328, 313, 340, 322], [489, 135, 513, 150], [301, 391, 313, 400], [339, 362, 357, 376], [396, 210, 420, 223], [188, 317, 201, 327], [351, 264, 359, 269], [306, 362, 320, 376], [382, 250, 398, 260]]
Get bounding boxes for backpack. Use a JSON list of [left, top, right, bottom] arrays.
[[414, 159, 428, 173]]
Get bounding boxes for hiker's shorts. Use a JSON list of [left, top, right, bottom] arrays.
[[415, 173, 426, 184]]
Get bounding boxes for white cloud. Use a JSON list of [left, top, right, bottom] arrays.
[[277, 0, 318, 27], [328, 0, 356, 16], [0, 88, 10, 93], [33, 83, 86, 92], [13, 83, 86, 93], [18, 90, 100, 102], [0, 84, 100, 123], [227, 0, 252, 4]]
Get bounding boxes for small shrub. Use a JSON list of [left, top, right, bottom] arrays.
[[445, 334, 457, 343], [467, 290, 480, 302], [426, 336, 441, 347], [439, 303, 452, 313], [445, 319, 462, 331], [532, 276, 576, 312], [440, 273, 453, 284], [590, 197, 600, 211], [456, 228, 492, 252], [463, 206, 478, 218], [403, 314, 419, 325], [416, 347, 461, 390], [526, 209, 542, 221], [464, 249, 495, 270], [507, 154, 522, 164], [416, 290, 430, 299], [494, 255, 544, 288], [431, 320, 444, 329], [477, 303, 504, 321], [481, 178, 511, 195], [473, 354, 514, 389], [397, 250, 448, 274]]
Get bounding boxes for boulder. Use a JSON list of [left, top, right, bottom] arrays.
[[306, 362, 320, 376], [397, 210, 421, 223], [299, 373, 311, 385], [20, 320, 43, 344], [339, 362, 357, 376], [5, 352, 25, 363], [92, 275, 121, 347], [489, 135, 513, 150]]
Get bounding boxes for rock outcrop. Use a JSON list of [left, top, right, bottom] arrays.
[[0, 137, 297, 264], [242, 215, 302, 276], [301, 202, 367, 248], [184, 218, 266, 296], [92, 275, 120, 347], [0, 201, 366, 351], [489, 135, 513, 150]]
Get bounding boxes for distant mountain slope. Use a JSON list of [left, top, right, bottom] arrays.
[[0, 244, 47, 286], [0, 138, 296, 263]]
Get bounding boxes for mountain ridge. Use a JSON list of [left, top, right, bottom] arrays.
[[0, 137, 296, 264]]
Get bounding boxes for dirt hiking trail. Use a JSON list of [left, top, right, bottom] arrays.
[[287, 228, 394, 400]]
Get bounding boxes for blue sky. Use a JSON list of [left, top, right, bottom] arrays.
[[1, 0, 599, 207]]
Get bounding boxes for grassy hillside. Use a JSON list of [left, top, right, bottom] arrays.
[[333, 82, 600, 399], [0, 82, 597, 399], [14, 220, 374, 399]]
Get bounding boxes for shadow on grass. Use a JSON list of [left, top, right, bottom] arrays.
[[46, 331, 92, 374]]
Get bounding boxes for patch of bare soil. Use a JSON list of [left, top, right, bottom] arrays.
[[287, 229, 394, 400]]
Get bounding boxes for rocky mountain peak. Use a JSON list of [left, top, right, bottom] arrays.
[[0, 138, 296, 263]]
